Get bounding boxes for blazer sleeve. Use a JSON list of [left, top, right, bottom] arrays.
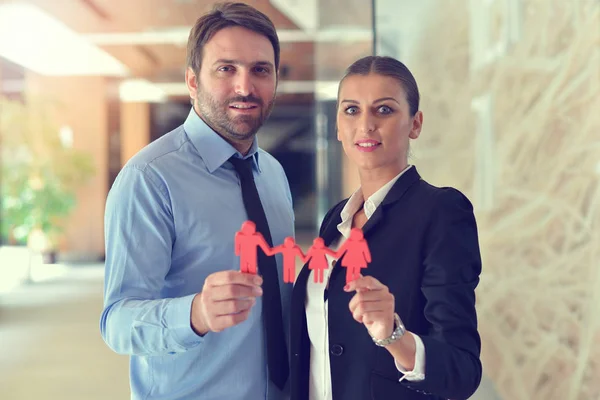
[[402, 187, 483, 400]]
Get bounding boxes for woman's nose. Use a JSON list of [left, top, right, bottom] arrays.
[[360, 114, 376, 133]]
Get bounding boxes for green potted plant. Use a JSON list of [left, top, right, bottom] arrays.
[[0, 94, 95, 262]]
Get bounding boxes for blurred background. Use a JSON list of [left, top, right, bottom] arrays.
[[0, 0, 598, 399]]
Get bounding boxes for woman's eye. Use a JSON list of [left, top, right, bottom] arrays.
[[378, 105, 393, 114], [344, 106, 358, 115]]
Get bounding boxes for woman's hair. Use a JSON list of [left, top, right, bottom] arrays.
[[338, 56, 420, 116], [186, 2, 280, 75]]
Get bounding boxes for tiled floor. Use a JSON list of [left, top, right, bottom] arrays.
[[0, 265, 130, 399]]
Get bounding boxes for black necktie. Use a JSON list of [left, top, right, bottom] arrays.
[[229, 156, 289, 390]]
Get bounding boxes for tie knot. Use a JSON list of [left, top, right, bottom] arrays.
[[229, 156, 254, 179]]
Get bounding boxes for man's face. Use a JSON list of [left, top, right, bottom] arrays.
[[186, 26, 277, 151]]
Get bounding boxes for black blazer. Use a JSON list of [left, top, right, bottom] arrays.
[[290, 167, 482, 400]]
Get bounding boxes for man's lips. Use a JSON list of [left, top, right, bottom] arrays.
[[229, 103, 259, 110]]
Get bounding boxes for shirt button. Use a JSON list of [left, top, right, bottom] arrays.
[[330, 344, 344, 356]]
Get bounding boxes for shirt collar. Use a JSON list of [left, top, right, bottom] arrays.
[[183, 107, 262, 174], [337, 165, 413, 237]]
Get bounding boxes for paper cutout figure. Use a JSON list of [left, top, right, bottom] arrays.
[[234, 221, 371, 285], [304, 237, 338, 283], [267, 237, 307, 284], [235, 220, 271, 275], [336, 228, 372, 284]]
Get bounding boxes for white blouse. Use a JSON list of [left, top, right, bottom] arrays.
[[305, 166, 426, 400]]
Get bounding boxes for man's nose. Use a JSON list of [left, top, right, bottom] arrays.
[[234, 72, 254, 97]]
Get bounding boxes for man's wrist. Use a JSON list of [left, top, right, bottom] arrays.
[[190, 293, 209, 336], [168, 294, 204, 349]]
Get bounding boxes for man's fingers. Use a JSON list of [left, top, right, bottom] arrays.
[[210, 309, 252, 332], [202, 297, 258, 332], [195, 271, 264, 334], [206, 270, 263, 287], [208, 284, 262, 301], [213, 298, 256, 316]]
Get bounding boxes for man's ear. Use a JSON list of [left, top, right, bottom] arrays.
[[185, 67, 199, 103], [408, 111, 423, 139]]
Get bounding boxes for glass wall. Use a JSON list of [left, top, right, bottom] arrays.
[[0, 58, 26, 246], [374, 1, 600, 399], [313, 0, 374, 223]]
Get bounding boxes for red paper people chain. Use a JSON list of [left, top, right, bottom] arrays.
[[234, 220, 371, 285]]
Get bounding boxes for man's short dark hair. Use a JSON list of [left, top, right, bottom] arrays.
[[186, 2, 280, 75]]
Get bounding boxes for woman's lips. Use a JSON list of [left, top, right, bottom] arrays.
[[355, 139, 381, 152]]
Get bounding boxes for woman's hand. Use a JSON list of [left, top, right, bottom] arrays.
[[345, 275, 395, 340]]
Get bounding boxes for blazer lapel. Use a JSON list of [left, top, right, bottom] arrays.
[[360, 206, 384, 237], [357, 167, 423, 237], [320, 201, 346, 247], [380, 167, 422, 207]]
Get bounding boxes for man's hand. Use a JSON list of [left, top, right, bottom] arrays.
[[191, 271, 263, 335], [345, 275, 395, 340]]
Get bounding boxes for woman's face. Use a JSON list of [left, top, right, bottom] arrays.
[[336, 73, 422, 175]]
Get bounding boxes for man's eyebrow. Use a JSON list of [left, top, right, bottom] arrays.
[[213, 59, 275, 69], [213, 59, 240, 66], [254, 61, 275, 69]]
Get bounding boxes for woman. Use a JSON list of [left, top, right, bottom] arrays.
[[290, 56, 483, 400]]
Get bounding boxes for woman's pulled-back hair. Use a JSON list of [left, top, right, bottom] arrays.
[[339, 56, 420, 116]]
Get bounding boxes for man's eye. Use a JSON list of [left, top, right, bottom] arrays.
[[254, 67, 270, 74], [218, 66, 233, 72]]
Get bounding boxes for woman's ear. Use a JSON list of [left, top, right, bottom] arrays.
[[408, 111, 423, 139]]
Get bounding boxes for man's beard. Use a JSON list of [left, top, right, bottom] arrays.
[[196, 88, 275, 142]]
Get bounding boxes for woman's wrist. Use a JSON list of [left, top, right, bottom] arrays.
[[385, 331, 417, 371]]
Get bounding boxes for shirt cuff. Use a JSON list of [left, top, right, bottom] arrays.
[[167, 294, 203, 349], [395, 332, 426, 382]]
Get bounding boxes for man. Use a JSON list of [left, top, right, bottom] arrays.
[[100, 3, 294, 399]]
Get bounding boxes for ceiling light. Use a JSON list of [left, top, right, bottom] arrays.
[[0, 3, 128, 76], [119, 80, 166, 103]]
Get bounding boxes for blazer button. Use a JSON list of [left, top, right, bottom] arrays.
[[330, 344, 344, 356]]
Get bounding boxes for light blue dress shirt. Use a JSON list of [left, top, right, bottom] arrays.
[[100, 108, 294, 400]]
